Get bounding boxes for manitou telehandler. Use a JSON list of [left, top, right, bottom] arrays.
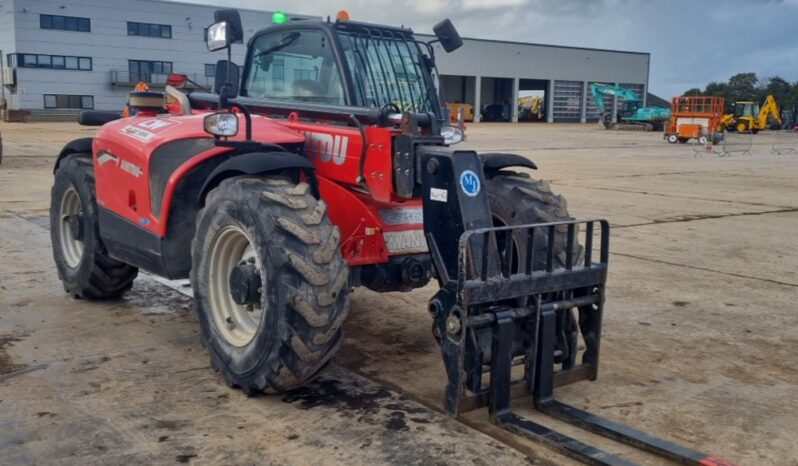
[[50, 9, 733, 465]]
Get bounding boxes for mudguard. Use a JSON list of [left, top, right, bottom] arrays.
[[199, 151, 316, 201], [480, 152, 537, 174], [54, 138, 93, 173]]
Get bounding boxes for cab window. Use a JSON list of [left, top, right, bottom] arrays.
[[244, 29, 345, 105]]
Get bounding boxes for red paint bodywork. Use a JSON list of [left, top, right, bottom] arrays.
[[92, 109, 423, 266]]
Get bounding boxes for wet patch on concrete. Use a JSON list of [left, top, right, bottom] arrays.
[[283, 376, 393, 413], [0, 334, 27, 375]]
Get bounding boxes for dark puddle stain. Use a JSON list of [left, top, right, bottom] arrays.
[[0, 334, 28, 375], [282, 378, 392, 413], [385, 411, 409, 431], [672, 300, 689, 307], [175, 454, 197, 463]]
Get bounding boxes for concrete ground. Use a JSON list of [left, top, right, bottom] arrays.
[[1, 121, 796, 465]]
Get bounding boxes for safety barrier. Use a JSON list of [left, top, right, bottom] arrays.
[[715, 131, 753, 157], [771, 130, 798, 155], [691, 137, 714, 157]]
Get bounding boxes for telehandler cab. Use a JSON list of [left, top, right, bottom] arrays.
[[50, 9, 733, 465]]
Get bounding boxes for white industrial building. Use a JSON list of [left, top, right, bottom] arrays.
[[0, 0, 651, 122]]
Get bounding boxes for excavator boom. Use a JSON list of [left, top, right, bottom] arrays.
[[758, 95, 782, 128]]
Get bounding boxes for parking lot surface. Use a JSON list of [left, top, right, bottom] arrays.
[[1, 121, 796, 465]]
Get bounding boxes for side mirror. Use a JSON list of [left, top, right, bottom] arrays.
[[206, 21, 230, 51], [432, 19, 462, 53], [207, 9, 243, 51], [214, 60, 240, 98]]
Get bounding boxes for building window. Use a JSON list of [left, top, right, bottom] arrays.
[[129, 60, 173, 82], [11, 53, 91, 70], [44, 94, 94, 109], [204, 64, 216, 77], [127, 22, 172, 38], [293, 69, 317, 81], [40, 15, 91, 32]]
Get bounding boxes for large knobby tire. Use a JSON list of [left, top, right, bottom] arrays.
[[191, 176, 349, 395], [486, 171, 582, 271], [487, 171, 584, 365], [50, 154, 138, 299]]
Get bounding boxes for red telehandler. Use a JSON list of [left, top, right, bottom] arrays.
[[49, 9, 734, 465]]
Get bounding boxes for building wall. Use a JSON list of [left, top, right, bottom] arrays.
[[419, 34, 649, 122], [423, 35, 649, 85], [3, 0, 303, 111], [0, 1, 18, 109]]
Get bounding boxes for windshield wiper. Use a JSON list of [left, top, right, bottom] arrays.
[[253, 32, 301, 60]]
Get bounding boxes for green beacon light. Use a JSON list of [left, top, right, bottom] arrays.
[[272, 11, 288, 24]]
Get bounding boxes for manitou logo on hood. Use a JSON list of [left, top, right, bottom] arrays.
[[96, 150, 142, 178], [303, 132, 348, 165], [97, 151, 118, 166], [121, 118, 180, 142]]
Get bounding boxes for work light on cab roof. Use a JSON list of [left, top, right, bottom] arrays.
[[271, 11, 287, 23]]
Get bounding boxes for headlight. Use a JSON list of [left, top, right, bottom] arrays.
[[204, 112, 238, 137], [441, 125, 464, 145]]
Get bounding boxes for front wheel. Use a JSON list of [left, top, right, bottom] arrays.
[[50, 155, 138, 299], [191, 176, 349, 394], [486, 172, 582, 271], [666, 134, 679, 144]]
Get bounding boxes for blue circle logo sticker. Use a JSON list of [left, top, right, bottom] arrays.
[[459, 170, 481, 197]]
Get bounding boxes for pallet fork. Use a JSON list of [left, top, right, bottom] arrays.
[[419, 147, 735, 466]]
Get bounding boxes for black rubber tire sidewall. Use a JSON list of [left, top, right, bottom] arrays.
[[486, 171, 581, 271], [191, 176, 350, 394], [192, 189, 283, 377]]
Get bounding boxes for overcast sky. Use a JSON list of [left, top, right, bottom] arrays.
[[179, 0, 797, 98]]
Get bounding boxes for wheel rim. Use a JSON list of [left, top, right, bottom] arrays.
[[59, 186, 84, 268], [207, 225, 264, 347]]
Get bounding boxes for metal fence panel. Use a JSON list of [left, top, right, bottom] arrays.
[[715, 131, 753, 157]]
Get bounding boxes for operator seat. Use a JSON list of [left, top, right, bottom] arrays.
[[291, 80, 325, 100]]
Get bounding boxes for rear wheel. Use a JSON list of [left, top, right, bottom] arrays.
[[666, 134, 679, 144], [50, 154, 138, 299], [191, 176, 349, 394]]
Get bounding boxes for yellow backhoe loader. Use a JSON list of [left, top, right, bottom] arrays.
[[720, 94, 782, 133]]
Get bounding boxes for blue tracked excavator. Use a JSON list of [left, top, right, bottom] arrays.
[[590, 83, 670, 131]]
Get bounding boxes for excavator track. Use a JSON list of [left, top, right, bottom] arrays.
[[610, 122, 654, 131]]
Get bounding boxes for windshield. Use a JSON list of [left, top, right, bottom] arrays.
[[734, 103, 754, 117], [338, 31, 438, 114], [244, 29, 346, 105]]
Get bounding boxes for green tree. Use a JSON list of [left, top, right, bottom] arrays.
[[704, 81, 729, 98], [763, 76, 791, 107], [684, 87, 702, 96], [726, 72, 758, 103]]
